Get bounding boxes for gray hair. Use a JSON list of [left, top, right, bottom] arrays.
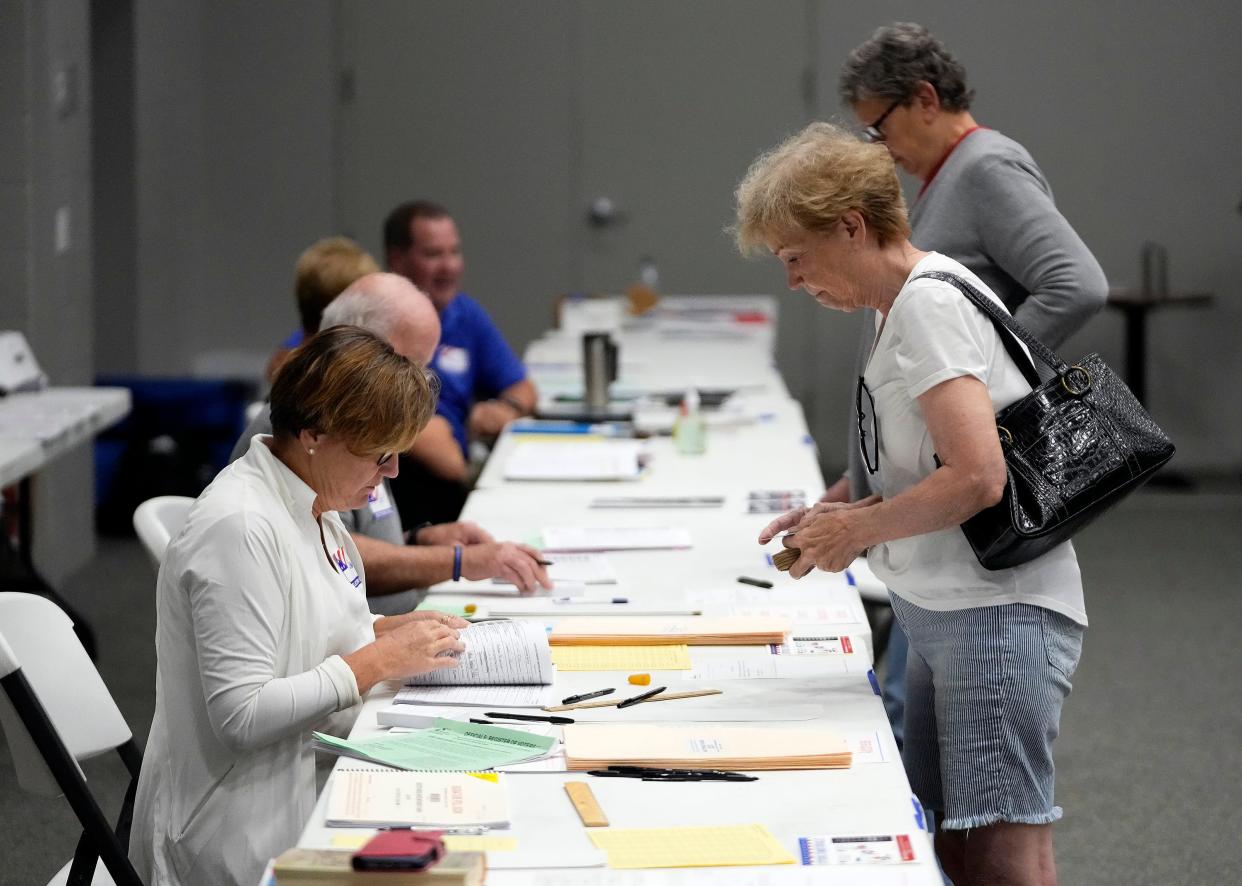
[[838, 22, 974, 112], [320, 286, 400, 340]]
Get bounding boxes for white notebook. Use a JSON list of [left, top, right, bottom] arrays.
[[326, 769, 510, 828]]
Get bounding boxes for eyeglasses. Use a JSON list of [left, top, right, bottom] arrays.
[[375, 452, 395, 468], [863, 98, 902, 144], [856, 376, 879, 475]]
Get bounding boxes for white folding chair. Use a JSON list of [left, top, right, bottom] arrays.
[[131, 495, 194, 569], [0, 593, 143, 885]]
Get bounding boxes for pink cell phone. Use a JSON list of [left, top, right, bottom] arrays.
[[351, 829, 445, 872]]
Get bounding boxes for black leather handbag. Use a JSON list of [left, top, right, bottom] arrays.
[[916, 271, 1175, 570]]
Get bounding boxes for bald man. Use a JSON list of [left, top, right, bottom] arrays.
[[231, 273, 551, 614]]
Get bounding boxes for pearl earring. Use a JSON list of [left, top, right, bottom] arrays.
[[307, 448, 316, 455]]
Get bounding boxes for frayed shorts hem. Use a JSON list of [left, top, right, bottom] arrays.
[[939, 806, 1064, 831]]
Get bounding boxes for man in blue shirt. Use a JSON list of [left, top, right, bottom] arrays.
[[383, 201, 537, 469]]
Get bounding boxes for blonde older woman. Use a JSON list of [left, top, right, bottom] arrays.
[[130, 326, 468, 885], [735, 122, 1085, 886]]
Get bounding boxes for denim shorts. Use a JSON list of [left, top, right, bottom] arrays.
[[890, 593, 1084, 831]]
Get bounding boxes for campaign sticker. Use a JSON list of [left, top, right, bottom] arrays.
[[333, 547, 363, 588]]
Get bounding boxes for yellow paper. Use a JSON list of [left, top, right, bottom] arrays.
[[330, 834, 517, 852], [330, 834, 370, 850], [443, 836, 518, 852], [588, 824, 795, 869], [550, 644, 692, 671]]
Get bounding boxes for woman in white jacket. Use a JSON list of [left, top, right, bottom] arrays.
[[130, 326, 467, 884]]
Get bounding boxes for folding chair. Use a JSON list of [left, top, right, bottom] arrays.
[[0, 593, 143, 885], [131, 495, 193, 570]]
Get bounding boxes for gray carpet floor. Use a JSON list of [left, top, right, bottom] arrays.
[[2, 489, 1240, 885]]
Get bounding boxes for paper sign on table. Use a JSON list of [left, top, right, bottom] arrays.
[[550, 645, 692, 671], [588, 824, 795, 869], [684, 655, 852, 681], [798, 834, 917, 865]]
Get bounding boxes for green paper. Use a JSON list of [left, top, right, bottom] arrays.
[[416, 601, 471, 618], [313, 718, 555, 771]]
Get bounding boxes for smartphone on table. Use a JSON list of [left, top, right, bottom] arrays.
[[351, 829, 445, 872]]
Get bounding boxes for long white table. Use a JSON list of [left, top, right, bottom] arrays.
[[293, 303, 938, 884]]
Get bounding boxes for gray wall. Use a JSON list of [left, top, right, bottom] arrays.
[[2, 0, 97, 586], [92, 2, 1242, 479]]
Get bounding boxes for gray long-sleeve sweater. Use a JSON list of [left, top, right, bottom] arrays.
[[845, 127, 1108, 499]]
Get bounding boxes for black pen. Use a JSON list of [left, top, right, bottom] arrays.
[[737, 576, 774, 589], [615, 686, 667, 709], [469, 718, 495, 724], [536, 558, 555, 566], [561, 688, 615, 705], [483, 711, 575, 725]]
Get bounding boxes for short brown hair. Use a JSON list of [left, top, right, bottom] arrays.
[[733, 122, 910, 254], [294, 237, 380, 334], [270, 325, 436, 457], [382, 200, 451, 254]]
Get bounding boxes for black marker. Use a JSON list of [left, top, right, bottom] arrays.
[[483, 711, 575, 725], [561, 688, 615, 705], [615, 686, 667, 709]]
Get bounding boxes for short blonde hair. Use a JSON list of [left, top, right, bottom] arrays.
[[270, 325, 437, 458], [733, 122, 910, 254], [294, 237, 380, 334]]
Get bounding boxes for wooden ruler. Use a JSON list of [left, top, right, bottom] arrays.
[[544, 688, 722, 712], [564, 781, 609, 827]]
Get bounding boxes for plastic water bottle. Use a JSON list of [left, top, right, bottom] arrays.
[[673, 388, 707, 455]]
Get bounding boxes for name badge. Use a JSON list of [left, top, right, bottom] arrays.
[[437, 345, 470, 375], [368, 482, 395, 519], [333, 547, 363, 588]]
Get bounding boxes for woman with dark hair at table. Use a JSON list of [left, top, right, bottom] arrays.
[[735, 122, 1085, 886], [130, 326, 468, 885]]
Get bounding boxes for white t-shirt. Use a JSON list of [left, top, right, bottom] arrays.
[[863, 253, 1086, 626]]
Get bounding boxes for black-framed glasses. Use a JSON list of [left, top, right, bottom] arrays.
[[863, 98, 902, 144], [856, 376, 879, 475], [376, 451, 395, 468]]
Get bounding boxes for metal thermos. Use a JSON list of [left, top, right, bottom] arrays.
[[583, 332, 616, 415]]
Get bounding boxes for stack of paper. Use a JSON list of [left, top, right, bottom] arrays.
[[542, 526, 692, 552], [313, 719, 556, 771], [549, 616, 789, 646], [563, 723, 852, 771], [405, 620, 553, 686], [326, 770, 510, 828], [504, 440, 644, 481]]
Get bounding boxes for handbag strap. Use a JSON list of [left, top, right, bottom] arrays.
[[912, 270, 1069, 387]]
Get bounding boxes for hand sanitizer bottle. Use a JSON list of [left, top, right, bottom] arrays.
[[673, 388, 707, 455]]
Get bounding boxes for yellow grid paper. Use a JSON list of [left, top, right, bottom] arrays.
[[588, 824, 795, 869], [550, 644, 692, 671]]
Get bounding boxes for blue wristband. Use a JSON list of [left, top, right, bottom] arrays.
[[452, 544, 463, 581]]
